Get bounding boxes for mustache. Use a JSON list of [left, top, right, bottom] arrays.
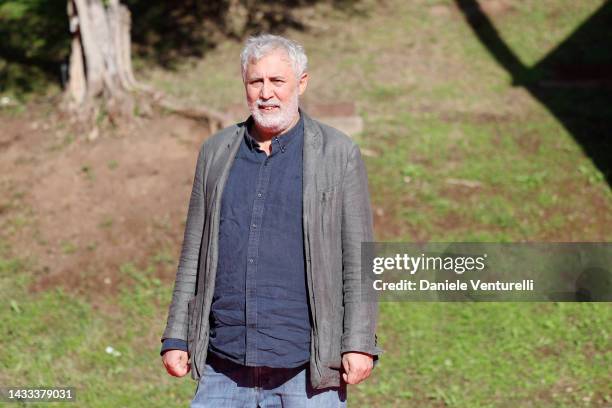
[[256, 100, 281, 108]]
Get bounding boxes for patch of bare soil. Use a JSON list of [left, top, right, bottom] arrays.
[[372, 190, 432, 242], [430, 0, 515, 20], [0, 104, 210, 310]]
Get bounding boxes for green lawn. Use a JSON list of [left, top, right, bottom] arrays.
[[2, 250, 610, 407]]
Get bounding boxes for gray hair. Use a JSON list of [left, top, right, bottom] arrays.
[[240, 34, 308, 81]]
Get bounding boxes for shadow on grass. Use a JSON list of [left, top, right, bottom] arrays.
[[455, 0, 612, 187]]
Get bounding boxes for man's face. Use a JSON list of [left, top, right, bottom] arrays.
[[244, 49, 308, 135]]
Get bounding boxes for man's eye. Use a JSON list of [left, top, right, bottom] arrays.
[[273, 79, 284, 83]]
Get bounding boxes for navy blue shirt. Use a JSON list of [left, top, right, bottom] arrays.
[[209, 114, 310, 368], [161, 114, 311, 368]]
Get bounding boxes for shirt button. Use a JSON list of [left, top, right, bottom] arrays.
[[257, 193, 262, 198], [251, 223, 257, 229], [249, 258, 254, 263]]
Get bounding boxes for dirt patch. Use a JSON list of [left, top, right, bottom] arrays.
[[372, 190, 433, 242], [407, 102, 537, 125], [513, 132, 542, 155], [478, 0, 514, 16], [0, 104, 210, 309], [535, 344, 562, 358], [537, 179, 612, 242], [450, 0, 515, 19]]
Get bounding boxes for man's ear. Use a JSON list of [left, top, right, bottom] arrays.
[[298, 72, 309, 96]]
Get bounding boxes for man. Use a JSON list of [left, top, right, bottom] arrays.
[[160, 33, 381, 407]]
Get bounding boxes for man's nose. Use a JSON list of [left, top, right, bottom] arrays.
[[260, 80, 274, 100]]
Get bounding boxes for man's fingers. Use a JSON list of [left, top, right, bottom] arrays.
[[166, 362, 189, 377], [343, 362, 373, 384], [342, 356, 350, 374], [341, 352, 375, 385], [344, 365, 358, 384], [342, 354, 357, 384], [349, 366, 367, 384], [162, 350, 191, 377]]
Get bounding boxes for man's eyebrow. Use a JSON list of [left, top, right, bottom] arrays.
[[247, 74, 286, 81]]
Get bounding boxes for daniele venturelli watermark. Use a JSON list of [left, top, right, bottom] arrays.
[[361, 243, 611, 301], [371, 252, 533, 292]]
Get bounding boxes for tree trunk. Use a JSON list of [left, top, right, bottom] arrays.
[[65, 0, 137, 124], [64, 0, 232, 134]]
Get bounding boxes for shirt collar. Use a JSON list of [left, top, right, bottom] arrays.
[[244, 111, 304, 154]]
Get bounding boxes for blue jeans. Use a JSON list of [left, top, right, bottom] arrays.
[[190, 353, 347, 408]]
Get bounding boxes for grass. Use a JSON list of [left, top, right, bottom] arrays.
[[107, 160, 119, 170], [81, 164, 95, 181], [356, 302, 612, 407], [0, 244, 195, 407], [98, 216, 114, 229], [1, 0, 611, 406], [3, 249, 609, 407], [60, 240, 77, 255]]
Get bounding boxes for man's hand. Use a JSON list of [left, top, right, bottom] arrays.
[[341, 352, 374, 385], [162, 350, 191, 377]]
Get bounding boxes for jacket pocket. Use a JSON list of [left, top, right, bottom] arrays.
[[318, 186, 339, 203], [317, 188, 340, 234]]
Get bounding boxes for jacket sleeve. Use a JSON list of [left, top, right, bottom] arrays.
[[340, 144, 382, 357], [161, 144, 207, 342], [160, 338, 188, 356]]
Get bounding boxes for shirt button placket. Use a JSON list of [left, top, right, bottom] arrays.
[[245, 154, 272, 366]]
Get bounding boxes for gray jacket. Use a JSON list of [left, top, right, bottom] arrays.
[[161, 111, 382, 389]]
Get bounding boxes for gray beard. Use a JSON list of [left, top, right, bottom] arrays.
[[249, 91, 299, 134]]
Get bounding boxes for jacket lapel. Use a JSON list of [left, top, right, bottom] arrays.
[[302, 110, 322, 222], [208, 124, 244, 207]]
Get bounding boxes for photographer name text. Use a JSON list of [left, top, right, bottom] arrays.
[[371, 254, 534, 292], [372, 279, 534, 291]]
